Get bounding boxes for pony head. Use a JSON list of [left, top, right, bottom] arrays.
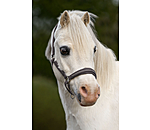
[[46, 10, 100, 106]]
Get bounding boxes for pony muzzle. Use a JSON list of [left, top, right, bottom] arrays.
[[77, 85, 100, 106]]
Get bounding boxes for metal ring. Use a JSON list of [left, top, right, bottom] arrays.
[[70, 94, 75, 99], [66, 76, 70, 83]]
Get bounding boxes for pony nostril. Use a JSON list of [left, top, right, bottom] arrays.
[[80, 86, 88, 97], [82, 86, 87, 94], [98, 94, 100, 98]]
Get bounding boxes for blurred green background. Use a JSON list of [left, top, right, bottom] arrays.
[[33, 0, 119, 129]]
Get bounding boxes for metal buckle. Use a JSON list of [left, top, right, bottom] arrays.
[[64, 77, 69, 86], [70, 94, 75, 99], [66, 76, 70, 83]]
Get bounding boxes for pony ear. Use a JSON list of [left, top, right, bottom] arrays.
[[60, 11, 70, 27], [81, 12, 90, 26]]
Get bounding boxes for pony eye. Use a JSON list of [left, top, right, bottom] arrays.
[[60, 46, 70, 56], [94, 46, 97, 53]]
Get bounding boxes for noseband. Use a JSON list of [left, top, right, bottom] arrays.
[[50, 24, 97, 97]]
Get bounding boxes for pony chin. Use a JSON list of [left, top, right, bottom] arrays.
[[76, 97, 97, 107]]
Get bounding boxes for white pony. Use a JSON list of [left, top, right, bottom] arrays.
[[45, 10, 119, 130]]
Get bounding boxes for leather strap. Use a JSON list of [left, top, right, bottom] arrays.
[[67, 68, 97, 81], [51, 24, 58, 65]]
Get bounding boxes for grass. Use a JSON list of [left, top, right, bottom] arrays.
[[33, 76, 66, 130]]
